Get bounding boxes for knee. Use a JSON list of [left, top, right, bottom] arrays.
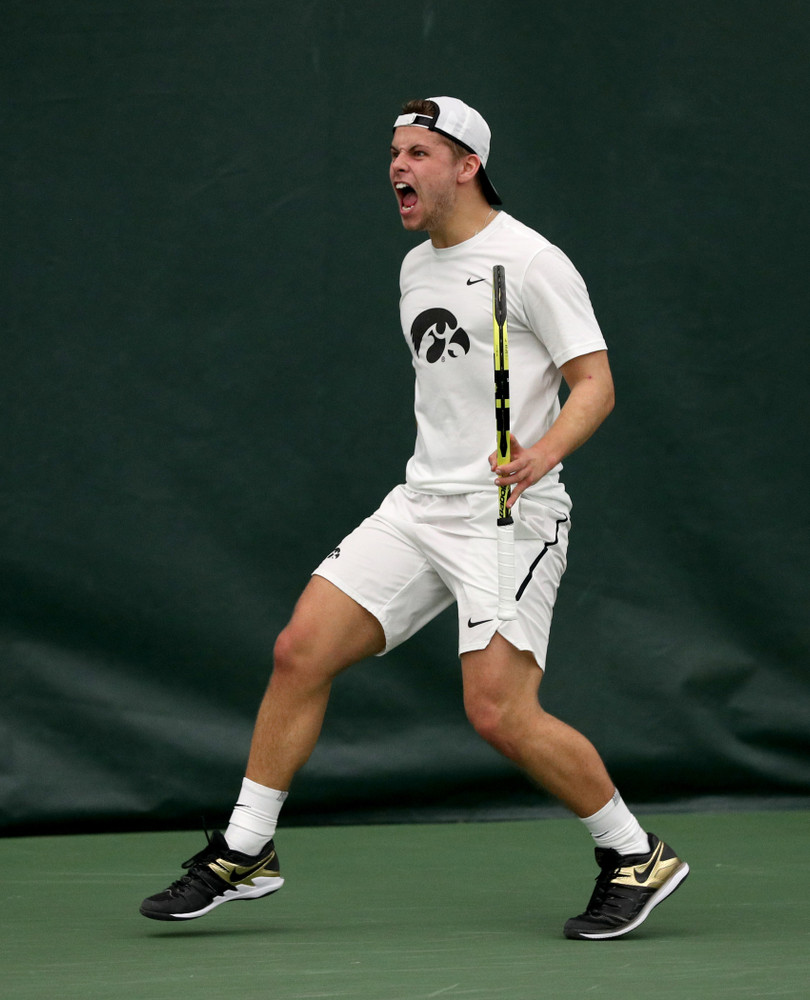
[[271, 617, 352, 695], [272, 626, 295, 673], [271, 622, 318, 684], [464, 689, 519, 758]]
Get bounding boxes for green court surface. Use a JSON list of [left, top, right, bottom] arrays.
[[2, 809, 807, 1000]]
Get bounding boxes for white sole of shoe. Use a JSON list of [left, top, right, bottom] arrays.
[[167, 875, 285, 920], [574, 862, 690, 941]]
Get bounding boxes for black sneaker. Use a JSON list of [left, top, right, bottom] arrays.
[[564, 833, 689, 940], [140, 830, 284, 921]]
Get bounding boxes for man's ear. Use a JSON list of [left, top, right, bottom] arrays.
[[457, 153, 482, 186]]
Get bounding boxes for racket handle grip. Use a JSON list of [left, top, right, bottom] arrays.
[[497, 520, 517, 621]]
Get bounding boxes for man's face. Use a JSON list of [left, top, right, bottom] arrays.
[[390, 126, 462, 233]]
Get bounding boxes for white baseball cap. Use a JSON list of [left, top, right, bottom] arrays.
[[393, 96, 502, 205]]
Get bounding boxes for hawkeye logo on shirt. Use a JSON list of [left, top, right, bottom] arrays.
[[410, 308, 470, 364]]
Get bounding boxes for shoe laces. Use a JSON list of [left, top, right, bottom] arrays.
[[163, 829, 219, 895], [586, 856, 631, 914], [181, 826, 212, 864]]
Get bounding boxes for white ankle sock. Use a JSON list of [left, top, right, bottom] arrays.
[[580, 790, 650, 856], [224, 778, 288, 855]]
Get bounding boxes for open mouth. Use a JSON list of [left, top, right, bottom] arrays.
[[395, 181, 418, 213]]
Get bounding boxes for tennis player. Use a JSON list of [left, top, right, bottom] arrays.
[[140, 97, 689, 939]]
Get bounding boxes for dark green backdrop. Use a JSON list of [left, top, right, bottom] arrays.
[[3, 1, 809, 833]]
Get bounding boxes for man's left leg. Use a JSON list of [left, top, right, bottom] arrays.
[[460, 633, 689, 939]]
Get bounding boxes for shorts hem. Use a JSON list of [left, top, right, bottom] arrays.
[[457, 621, 547, 671]]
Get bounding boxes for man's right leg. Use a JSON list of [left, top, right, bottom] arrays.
[[243, 575, 386, 791], [139, 576, 385, 921]]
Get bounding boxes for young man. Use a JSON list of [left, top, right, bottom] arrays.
[[140, 97, 689, 939]]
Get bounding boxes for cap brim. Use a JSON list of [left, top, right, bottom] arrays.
[[478, 166, 502, 206]]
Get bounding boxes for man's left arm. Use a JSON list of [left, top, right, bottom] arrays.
[[490, 349, 614, 507]]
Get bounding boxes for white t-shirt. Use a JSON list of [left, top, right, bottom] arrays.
[[399, 211, 606, 510]]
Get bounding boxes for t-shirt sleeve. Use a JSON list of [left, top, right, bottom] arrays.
[[520, 247, 607, 367]]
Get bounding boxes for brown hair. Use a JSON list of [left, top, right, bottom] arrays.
[[400, 99, 468, 163]]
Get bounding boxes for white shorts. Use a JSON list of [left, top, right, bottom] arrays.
[[313, 484, 570, 671]]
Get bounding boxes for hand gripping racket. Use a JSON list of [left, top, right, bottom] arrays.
[[492, 264, 517, 621]]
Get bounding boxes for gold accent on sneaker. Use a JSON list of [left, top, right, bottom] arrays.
[[208, 848, 280, 887], [611, 839, 682, 890]]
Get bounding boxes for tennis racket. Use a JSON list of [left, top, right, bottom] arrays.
[[492, 264, 517, 621]]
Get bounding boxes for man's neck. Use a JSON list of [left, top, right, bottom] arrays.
[[429, 202, 499, 249]]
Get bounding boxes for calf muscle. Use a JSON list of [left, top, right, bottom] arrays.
[[461, 633, 614, 817]]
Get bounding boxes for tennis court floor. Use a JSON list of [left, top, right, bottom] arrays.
[[3, 808, 807, 999]]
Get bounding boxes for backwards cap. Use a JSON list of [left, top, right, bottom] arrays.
[[393, 96, 502, 205]]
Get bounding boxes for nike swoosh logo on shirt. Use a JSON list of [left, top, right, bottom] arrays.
[[467, 618, 493, 628], [466, 277, 485, 285]]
